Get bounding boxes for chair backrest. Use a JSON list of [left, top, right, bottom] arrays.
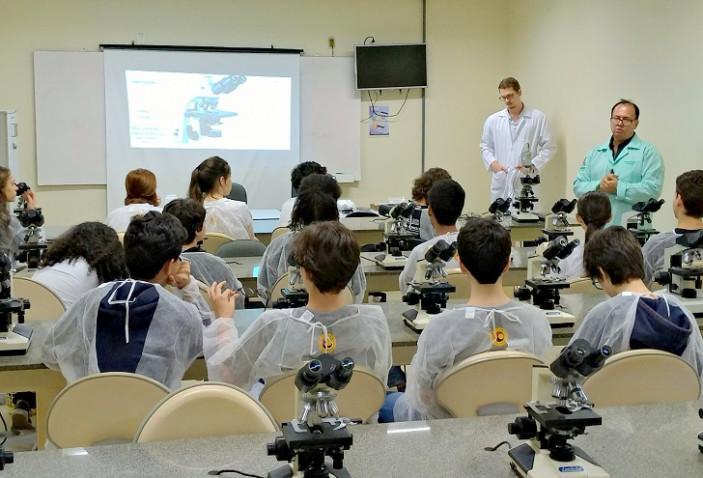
[[135, 382, 278, 443], [227, 182, 248, 203], [270, 226, 290, 242], [201, 232, 234, 254], [47, 372, 169, 448], [435, 351, 545, 417], [445, 270, 470, 299], [216, 239, 267, 258], [260, 368, 386, 424], [12, 277, 66, 320], [583, 349, 701, 407], [267, 272, 353, 308]]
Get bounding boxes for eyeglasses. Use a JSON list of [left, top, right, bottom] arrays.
[[610, 116, 635, 125], [498, 93, 515, 102], [591, 277, 604, 290]]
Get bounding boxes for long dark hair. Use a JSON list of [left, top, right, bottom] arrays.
[[577, 192, 611, 243], [40, 222, 128, 283], [188, 156, 231, 203], [0, 167, 13, 248]]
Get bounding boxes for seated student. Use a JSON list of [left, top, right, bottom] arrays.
[[387, 217, 552, 421], [189, 156, 255, 241], [258, 189, 366, 304], [32, 222, 128, 308], [205, 221, 391, 393], [559, 192, 611, 279], [279, 161, 328, 227], [105, 169, 161, 232], [399, 178, 465, 293], [0, 166, 41, 260], [162, 198, 245, 309], [642, 170, 703, 284], [298, 172, 342, 203], [409, 168, 452, 241], [42, 211, 223, 390], [571, 226, 703, 378]]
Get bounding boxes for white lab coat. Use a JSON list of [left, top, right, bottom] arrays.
[[203, 198, 255, 240], [203, 305, 392, 392], [105, 203, 161, 232], [398, 231, 460, 293], [42, 278, 212, 390], [393, 302, 552, 421], [257, 231, 366, 305], [480, 106, 556, 202], [570, 291, 703, 391], [32, 257, 100, 309]]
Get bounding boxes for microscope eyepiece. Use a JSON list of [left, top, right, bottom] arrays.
[[15, 182, 30, 197]]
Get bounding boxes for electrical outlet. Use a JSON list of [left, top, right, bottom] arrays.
[[328, 36, 335, 49]]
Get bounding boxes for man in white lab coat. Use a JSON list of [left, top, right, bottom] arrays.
[[480, 77, 556, 203]]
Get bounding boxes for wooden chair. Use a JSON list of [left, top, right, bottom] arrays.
[[135, 382, 279, 443], [201, 232, 234, 254], [12, 276, 66, 320], [270, 226, 290, 242], [260, 367, 386, 424], [46, 373, 169, 448], [435, 351, 545, 417], [583, 349, 701, 407]]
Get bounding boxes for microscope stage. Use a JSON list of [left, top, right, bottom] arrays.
[[373, 253, 408, 269], [513, 212, 542, 224]]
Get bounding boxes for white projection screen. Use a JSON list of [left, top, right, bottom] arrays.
[[104, 49, 300, 211]]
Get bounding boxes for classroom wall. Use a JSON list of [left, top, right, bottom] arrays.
[[510, 0, 703, 231], [0, 0, 425, 225]]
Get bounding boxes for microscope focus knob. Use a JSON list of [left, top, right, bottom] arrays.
[[508, 416, 537, 440]]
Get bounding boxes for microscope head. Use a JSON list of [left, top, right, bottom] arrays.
[[633, 198, 665, 214], [424, 239, 456, 264], [551, 199, 577, 215], [295, 354, 355, 393], [489, 197, 512, 215], [550, 339, 611, 382]]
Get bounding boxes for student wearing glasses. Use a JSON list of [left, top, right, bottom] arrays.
[[573, 99, 664, 226]]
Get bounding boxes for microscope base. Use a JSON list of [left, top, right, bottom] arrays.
[[509, 442, 609, 478], [0, 324, 32, 355], [512, 211, 541, 224], [267, 462, 351, 478], [402, 309, 440, 332], [373, 253, 407, 269], [542, 310, 575, 327]]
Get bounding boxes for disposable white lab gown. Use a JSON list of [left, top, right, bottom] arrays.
[[182, 250, 245, 309], [42, 278, 212, 390], [278, 197, 296, 227], [105, 203, 161, 232], [203, 198, 254, 240], [398, 231, 460, 293], [393, 302, 552, 421], [32, 257, 100, 309], [558, 243, 586, 279], [480, 107, 556, 202], [203, 304, 392, 392], [257, 231, 366, 305], [570, 291, 703, 389], [641, 231, 677, 284]]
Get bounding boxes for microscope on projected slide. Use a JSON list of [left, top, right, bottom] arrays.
[[267, 355, 356, 478], [512, 143, 542, 224], [14, 182, 47, 269], [508, 339, 612, 478], [182, 74, 246, 143], [514, 235, 580, 325], [0, 249, 32, 355], [654, 229, 703, 315], [402, 239, 457, 332], [625, 198, 664, 246], [273, 254, 309, 309]]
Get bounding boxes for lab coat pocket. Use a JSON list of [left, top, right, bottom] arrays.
[[619, 159, 642, 183]]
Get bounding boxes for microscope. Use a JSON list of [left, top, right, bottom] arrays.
[[543, 199, 576, 241], [0, 250, 32, 354], [183, 74, 246, 143], [273, 255, 309, 309], [698, 408, 702, 453], [402, 240, 457, 332], [267, 355, 355, 478], [512, 143, 542, 224], [654, 230, 703, 314], [508, 339, 612, 478], [0, 440, 12, 471], [488, 197, 513, 230], [374, 202, 416, 269], [625, 198, 664, 246], [514, 236, 580, 325], [14, 182, 47, 269]]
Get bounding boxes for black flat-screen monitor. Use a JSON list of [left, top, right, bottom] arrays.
[[354, 43, 427, 90]]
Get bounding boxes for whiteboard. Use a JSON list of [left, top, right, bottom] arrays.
[[34, 51, 106, 185], [33, 52, 361, 186]]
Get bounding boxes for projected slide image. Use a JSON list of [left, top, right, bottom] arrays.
[[125, 70, 291, 150]]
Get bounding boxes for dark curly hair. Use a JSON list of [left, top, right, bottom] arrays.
[[40, 222, 128, 283], [411, 168, 452, 202], [124, 211, 187, 280], [291, 161, 327, 193], [290, 190, 339, 230]]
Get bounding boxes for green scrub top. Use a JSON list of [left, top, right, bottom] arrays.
[[573, 134, 664, 226]]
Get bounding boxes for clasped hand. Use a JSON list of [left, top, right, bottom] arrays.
[[600, 173, 618, 193]]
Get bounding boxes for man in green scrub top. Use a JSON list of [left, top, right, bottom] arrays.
[[573, 99, 664, 225]]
